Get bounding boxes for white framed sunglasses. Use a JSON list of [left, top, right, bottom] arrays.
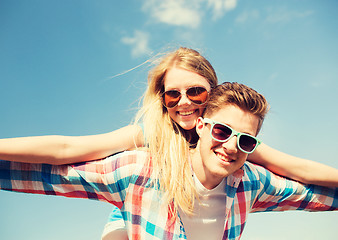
[[203, 118, 261, 154]]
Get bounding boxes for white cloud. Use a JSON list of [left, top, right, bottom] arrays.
[[142, 0, 238, 28], [121, 30, 152, 58], [235, 7, 313, 25], [265, 7, 314, 23], [235, 9, 260, 23], [207, 0, 238, 19], [142, 0, 202, 28], [121, 0, 240, 56]]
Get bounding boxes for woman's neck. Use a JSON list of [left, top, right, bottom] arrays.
[[185, 128, 199, 147]]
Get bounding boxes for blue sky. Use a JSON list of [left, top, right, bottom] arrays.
[[0, 0, 337, 239]]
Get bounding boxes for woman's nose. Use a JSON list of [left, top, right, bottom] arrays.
[[177, 93, 192, 106]]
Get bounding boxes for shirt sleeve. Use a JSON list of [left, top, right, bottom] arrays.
[[0, 151, 146, 208], [101, 206, 127, 240], [245, 163, 338, 213]]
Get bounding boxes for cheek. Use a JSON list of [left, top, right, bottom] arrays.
[[197, 105, 206, 117], [199, 132, 214, 153], [237, 152, 248, 165], [167, 108, 176, 120]]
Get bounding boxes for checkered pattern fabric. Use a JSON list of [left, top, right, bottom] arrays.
[[1, 150, 337, 240]]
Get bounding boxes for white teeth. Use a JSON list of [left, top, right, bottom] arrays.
[[216, 153, 231, 162], [179, 110, 195, 116]]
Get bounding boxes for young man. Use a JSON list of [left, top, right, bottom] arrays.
[[0, 82, 337, 240]]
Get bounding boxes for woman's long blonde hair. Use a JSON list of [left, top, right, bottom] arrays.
[[134, 47, 218, 215]]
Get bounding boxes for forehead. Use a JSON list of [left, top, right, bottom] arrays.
[[164, 67, 211, 90], [207, 105, 259, 136]]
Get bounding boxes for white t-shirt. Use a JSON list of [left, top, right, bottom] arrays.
[[178, 174, 227, 240]]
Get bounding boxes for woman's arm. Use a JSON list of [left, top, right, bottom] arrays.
[[248, 143, 338, 187], [0, 125, 144, 165]]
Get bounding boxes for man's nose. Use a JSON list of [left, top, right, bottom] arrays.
[[221, 135, 238, 154]]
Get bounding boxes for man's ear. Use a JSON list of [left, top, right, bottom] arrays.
[[196, 117, 205, 137]]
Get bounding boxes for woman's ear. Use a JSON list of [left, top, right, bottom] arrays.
[[196, 117, 205, 137]]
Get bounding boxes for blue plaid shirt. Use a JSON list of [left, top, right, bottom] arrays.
[[0, 150, 337, 239]]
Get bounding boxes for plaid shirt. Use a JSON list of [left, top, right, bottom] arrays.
[[0, 150, 337, 240]]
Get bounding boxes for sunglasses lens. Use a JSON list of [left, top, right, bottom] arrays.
[[163, 90, 181, 108], [212, 124, 232, 141], [238, 135, 257, 153], [186, 87, 208, 105]]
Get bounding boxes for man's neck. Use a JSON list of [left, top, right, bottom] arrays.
[[189, 147, 223, 190]]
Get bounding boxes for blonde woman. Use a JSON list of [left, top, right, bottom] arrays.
[[1, 48, 337, 240]]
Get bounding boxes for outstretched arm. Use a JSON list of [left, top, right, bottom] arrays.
[[0, 125, 144, 165], [0, 151, 146, 205], [248, 143, 338, 187], [247, 163, 338, 213]]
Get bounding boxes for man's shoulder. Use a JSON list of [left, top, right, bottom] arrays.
[[240, 162, 271, 183], [241, 161, 292, 189], [242, 161, 261, 175]]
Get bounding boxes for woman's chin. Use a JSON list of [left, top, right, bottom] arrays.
[[178, 120, 196, 131]]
